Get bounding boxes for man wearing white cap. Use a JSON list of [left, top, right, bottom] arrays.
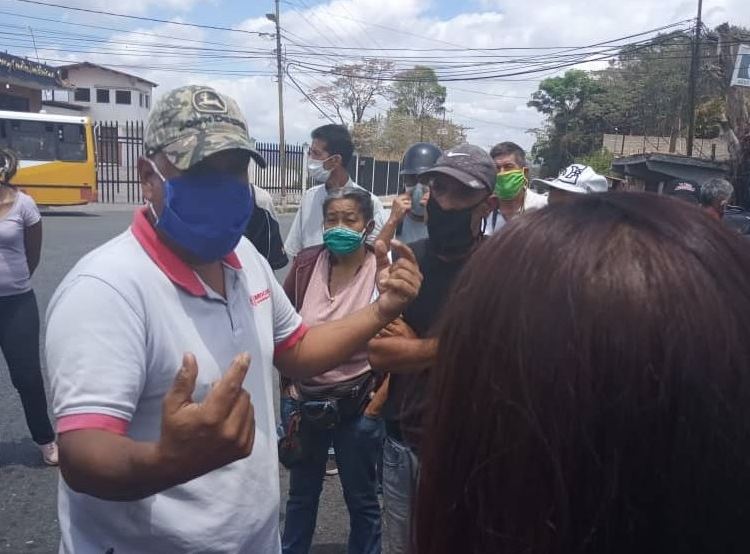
[[534, 164, 609, 205]]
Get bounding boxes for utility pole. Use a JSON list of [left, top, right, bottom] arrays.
[[686, 0, 703, 157], [267, 0, 287, 207]]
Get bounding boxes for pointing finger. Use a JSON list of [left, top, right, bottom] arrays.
[[391, 240, 418, 265], [375, 239, 391, 273]]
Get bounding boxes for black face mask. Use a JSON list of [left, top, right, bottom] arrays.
[[426, 195, 484, 258]]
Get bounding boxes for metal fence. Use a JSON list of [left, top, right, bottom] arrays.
[[251, 142, 307, 204], [93, 125, 403, 204], [95, 121, 145, 204]]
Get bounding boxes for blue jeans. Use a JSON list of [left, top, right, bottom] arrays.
[[282, 402, 384, 554], [382, 436, 419, 554]]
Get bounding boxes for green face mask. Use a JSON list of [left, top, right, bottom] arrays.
[[495, 170, 527, 200], [323, 226, 366, 255]]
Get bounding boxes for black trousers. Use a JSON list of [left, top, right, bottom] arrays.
[[0, 290, 55, 445]]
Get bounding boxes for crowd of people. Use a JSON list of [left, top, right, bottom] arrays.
[[1, 83, 749, 554]]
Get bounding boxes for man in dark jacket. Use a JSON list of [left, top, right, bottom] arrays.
[[244, 185, 288, 270]]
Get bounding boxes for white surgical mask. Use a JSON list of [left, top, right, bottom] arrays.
[[308, 156, 333, 184]]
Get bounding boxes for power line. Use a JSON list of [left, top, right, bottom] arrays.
[[9, 0, 273, 37], [285, 67, 338, 124], [279, 19, 693, 52], [0, 9, 264, 50], [287, 30, 701, 83]]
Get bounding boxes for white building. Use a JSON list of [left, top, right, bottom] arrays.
[[43, 62, 157, 123]]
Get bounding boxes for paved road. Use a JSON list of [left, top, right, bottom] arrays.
[[0, 204, 349, 553]]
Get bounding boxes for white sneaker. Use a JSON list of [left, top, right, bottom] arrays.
[[39, 441, 58, 466]]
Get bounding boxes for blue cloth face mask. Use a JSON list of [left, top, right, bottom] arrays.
[[147, 160, 254, 263]]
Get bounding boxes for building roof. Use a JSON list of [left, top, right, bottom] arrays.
[[58, 62, 158, 88], [41, 100, 87, 112], [612, 152, 729, 170], [612, 153, 728, 186], [0, 51, 65, 89]]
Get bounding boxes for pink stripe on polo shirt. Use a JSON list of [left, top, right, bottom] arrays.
[[57, 413, 129, 435], [274, 324, 309, 356]]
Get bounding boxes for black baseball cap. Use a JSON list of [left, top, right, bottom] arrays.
[[665, 179, 700, 205], [418, 143, 495, 193]]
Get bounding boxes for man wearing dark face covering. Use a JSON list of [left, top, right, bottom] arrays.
[[367, 143, 496, 553]]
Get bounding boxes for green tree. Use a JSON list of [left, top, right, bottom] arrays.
[[308, 59, 394, 126], [391, 66, 447, 140], [529, 28, 732, 175], [528, 70, 607, 174], [577, 148, 615, 175], [352, 111, 466, 159]]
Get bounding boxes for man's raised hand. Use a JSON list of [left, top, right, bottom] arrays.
[[158, 352, 255, 482]]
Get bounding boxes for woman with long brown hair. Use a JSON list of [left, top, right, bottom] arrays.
[[416, 192, 750, 554], [0, 147, 56, 465]]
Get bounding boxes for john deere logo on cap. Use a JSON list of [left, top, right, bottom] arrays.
[[192, 89, 228, 114]]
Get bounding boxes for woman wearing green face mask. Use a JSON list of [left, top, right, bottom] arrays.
[[281, 187, 386, 554]]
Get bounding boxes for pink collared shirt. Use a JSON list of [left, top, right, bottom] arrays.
[[299, 248, 377, 385]]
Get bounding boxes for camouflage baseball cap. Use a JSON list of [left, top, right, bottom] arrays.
[[144, 85, 266, 170], [418, 143, 495, 193]]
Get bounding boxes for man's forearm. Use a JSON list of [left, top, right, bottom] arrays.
[[368, 336, 436, 374], [375, 216, 400, 250], [59, 430, 186, 502], [276, 303, 392, 379]]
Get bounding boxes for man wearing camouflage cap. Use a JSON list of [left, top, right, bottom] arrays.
[[367, 143, 497, 553], [45, 85, 422, 554]]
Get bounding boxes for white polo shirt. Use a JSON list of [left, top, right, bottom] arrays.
[[484, 188, 548, 235], [284, 180, 386, 258], [45, 209, 307, 554]]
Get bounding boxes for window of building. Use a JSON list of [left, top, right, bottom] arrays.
[[139, 92, 144, 107], [74, 88, 90, 102], [145, 94, 150, 109], [96, 88, 110, 103], [0, 93, 29, 112], [115, 90, 132, 105]]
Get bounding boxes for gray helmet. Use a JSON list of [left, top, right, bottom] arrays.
[[400, 142, 442, 176]]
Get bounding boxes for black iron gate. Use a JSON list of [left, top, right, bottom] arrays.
[[95, 121, 144, 204], [93, 126, 402, 205]]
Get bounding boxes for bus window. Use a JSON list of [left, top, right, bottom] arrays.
[[58, 123, 86, 162], [7, 120, 57, 161]]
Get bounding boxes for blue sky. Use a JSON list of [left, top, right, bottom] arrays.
[[3, 0, 749, 149]]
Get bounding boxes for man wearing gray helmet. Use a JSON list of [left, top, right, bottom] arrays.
[[377, 143, 442, 249]]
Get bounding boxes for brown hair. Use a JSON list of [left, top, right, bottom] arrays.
[[489, 141, 526, 167], [0, 147, 18, 185], [416, 192, 750, 554]]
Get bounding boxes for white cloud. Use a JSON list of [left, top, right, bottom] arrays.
[[34, 0, 750, 155], [54, 0, 210, 15]]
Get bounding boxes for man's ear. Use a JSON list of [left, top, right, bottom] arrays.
[[329, 154, 343, 169], [365, 219, 376, 235], [138, 157, 157, 202], [523, 166, 530, 182]]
